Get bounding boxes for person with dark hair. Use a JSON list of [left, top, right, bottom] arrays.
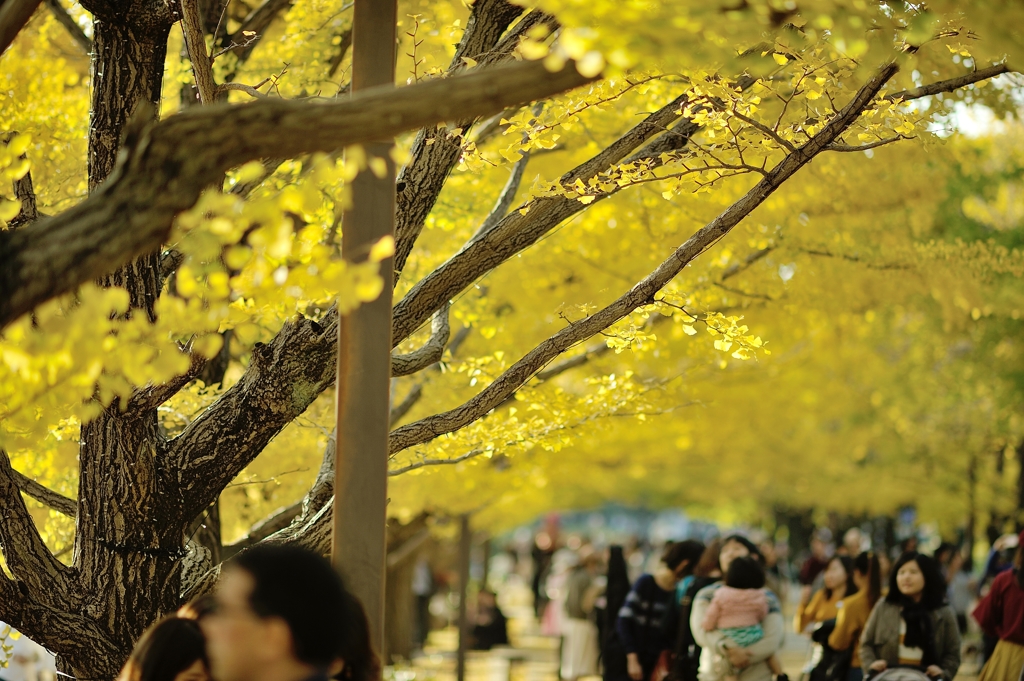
[[603, 546, 633, 681], [116, 616, 209, 681], [973, 531, 1024, 681], [202, 545, 379, 681], [828, 552, 882, 681], [700, 557, 782, 681], [859, 552, 960, 680], [689, 535, 784, 681], [796, 555, 856, 635], [669, 540, 723, 681], [617, 540, 705, 681], [471, 589, 509, 651]]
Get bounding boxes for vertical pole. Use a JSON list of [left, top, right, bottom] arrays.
[[457, 514, 472, 681], [332, 0, 397, 655]]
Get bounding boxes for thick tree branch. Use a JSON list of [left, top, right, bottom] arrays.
[[169, 312, 337, 521], [0, 450, 73, 598], [391, 302, 450, 377], [391, 90, 691, 346], [0, 58, 595, 330], [43, 0, 90, 53], [181, 0, 217, 104], [0, 0, 41, 55], [127, 349, 207, 412], [392, 0, 532, 278], [10, 468, 77, 518], [386, 62, 902, 455]]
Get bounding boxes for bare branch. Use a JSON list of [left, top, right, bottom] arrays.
[[0, 0, 41, 56], [326, 26, 352, 79], [392, 302, 451, 377], [826, 136, 907, 152], [387, 62, 902, 455], [731, 109, 796, 152], [387, 448, 487, 476], [43, 0, 89, 53], [472, 151, 530, 239], [10, 468, 76, 518], [217, 81, 267, 99], [390, 383, 423, 425], [0, 57, 595, 330], [886, 63, 1013, 101]]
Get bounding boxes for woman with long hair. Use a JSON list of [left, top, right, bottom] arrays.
[[603, 546, 633, 681], [859, 552, 960, 680], [827, 551, 882, 681], [973, 531, 1024, 681], [796, 555, 857, 634], [116, 616, 209, 681]]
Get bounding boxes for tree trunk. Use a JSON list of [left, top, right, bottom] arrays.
[[68, 7, 178, 679]]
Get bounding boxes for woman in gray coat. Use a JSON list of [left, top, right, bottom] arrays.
[[859, 552, 960, 680]]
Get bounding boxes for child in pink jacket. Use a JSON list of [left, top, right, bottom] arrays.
[[702, 556, 784, 681]]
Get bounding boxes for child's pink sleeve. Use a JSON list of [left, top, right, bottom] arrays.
[[702, 597, 720, 631], [757, 593, 769, 620]]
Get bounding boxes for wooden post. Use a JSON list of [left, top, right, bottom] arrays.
[[332, 0, 397, 654], [457, 514, 472, 681]]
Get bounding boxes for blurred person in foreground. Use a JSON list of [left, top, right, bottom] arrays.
[[202, 545, 378, 681], [117, 616, 209, 681], [973, 530, 1024, 681]]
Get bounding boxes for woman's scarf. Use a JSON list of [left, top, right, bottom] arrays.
[[900, 598, 938, 668]]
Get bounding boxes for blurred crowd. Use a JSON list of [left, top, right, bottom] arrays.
[[453, 522, 1024, 681]]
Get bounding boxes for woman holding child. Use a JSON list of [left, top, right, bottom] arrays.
[[689, 536, 785, 681]]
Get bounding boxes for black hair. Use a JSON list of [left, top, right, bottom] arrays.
[[824, 555, 857, 600], [722, 534, 763, 564], [724, 556, 766, 590], [886, 551, 947, 609], [662, 539, 706, 574], [853, 551, 882, 609], [117, 616, 207, 681], [231, 545, 380, 681]]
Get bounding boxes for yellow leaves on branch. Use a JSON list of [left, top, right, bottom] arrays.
[[0, 152, 392, 451]]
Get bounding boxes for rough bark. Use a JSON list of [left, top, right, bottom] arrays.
[[0, 58, 594, 330]]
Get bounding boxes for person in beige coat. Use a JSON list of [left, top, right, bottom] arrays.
[[859, 552, 960, 680]]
